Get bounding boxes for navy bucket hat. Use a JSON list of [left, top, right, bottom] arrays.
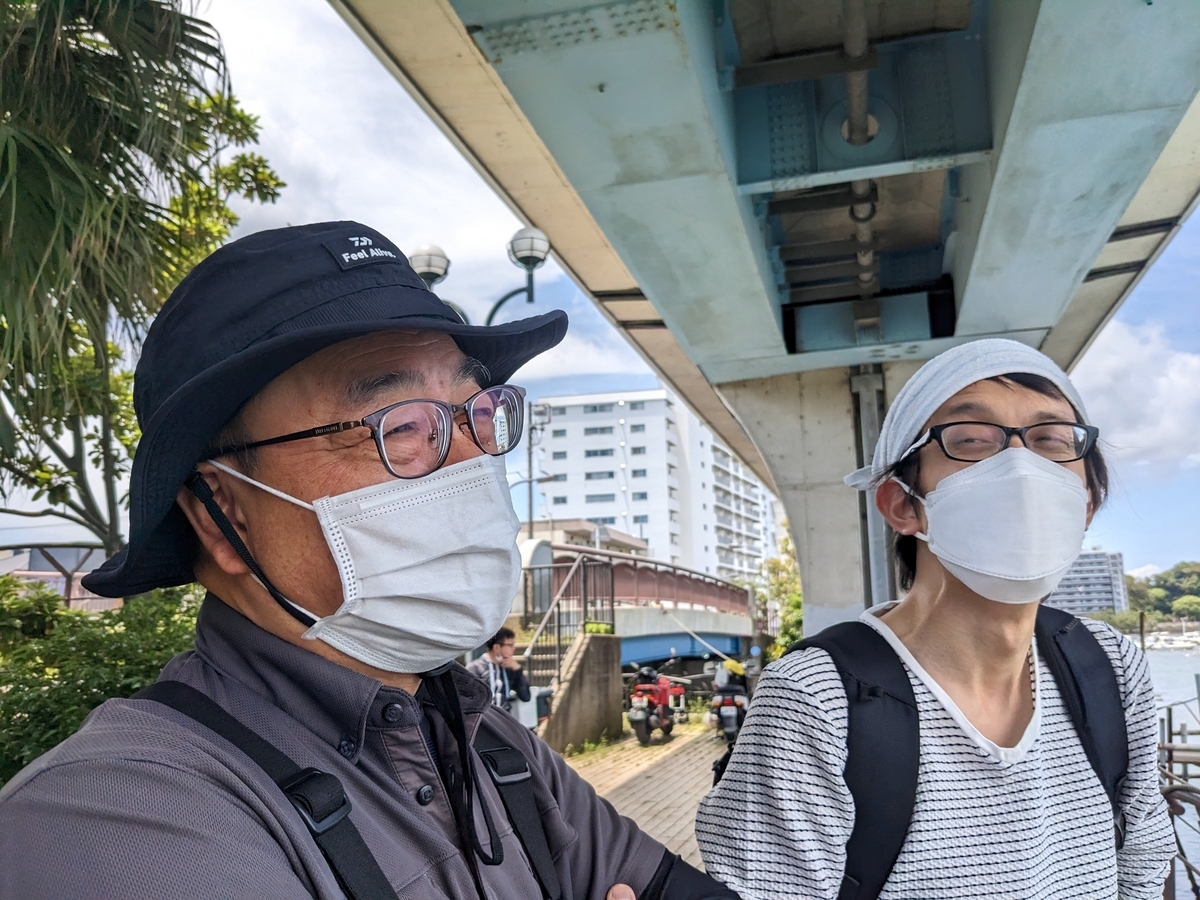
[[83, 221, 567, 597]]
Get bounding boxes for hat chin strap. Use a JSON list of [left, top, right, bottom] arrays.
[[185, 472, 317, 628]]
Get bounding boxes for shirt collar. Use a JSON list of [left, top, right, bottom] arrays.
[[191, 593, 492, 757]]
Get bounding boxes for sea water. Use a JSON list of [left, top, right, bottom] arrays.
[[1147, 649, 1200, 886]]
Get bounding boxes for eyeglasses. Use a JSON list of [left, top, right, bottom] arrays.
[[209, 384, 526, 479], [902, 420, 1099, 465]]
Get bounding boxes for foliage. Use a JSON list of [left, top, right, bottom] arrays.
[[1173, 595, 1200, 620], [757, 526, 802, 656], [0, 572, 70, 651], [0, 0, 226, 384], [0, 584, 199, 785], [584, 622, 614, 635], [1127, 563, 1200, 615], [1087, 608, 1166, 634], [1125, 574, 1172, 615], [0, 92, 281, 552]]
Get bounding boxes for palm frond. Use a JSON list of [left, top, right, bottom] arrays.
[[0, 0, 227, 390]]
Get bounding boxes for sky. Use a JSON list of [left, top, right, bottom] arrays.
[[197, 0, 1199, 575]]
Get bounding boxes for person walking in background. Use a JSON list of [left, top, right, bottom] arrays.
[[467, 627, 531, 713], [696, 339, 1174, 900]]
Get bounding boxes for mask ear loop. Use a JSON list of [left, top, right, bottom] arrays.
[[889, 477, 930, 543], [185, 472, 318, 628]]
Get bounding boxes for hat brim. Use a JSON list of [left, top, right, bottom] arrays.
[[84, 306, 567, 597]]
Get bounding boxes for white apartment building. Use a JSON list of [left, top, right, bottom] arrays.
[[1047, 549, 1129, 616], [534, 386, 781, 580]]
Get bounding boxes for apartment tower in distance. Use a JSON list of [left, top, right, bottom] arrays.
[[535, 386, 780, 580], [1047, 549, 1129, 616]]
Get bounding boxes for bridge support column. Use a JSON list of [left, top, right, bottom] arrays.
[[717, 369, 863, 636], [717, 362, 922, 636]]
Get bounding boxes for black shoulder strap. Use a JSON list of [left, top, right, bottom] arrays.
[[1035, 605, 1129, 848], [793, 622, 920, 900], [134, 681, 399, 900], [473, 723, 563, 900]]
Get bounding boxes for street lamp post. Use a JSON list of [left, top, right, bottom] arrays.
[[525, 402, 553, 539], [408, 227, 551, 325]]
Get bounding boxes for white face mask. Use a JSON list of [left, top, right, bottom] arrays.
[[211, 455, 522, 673], [900, 448, 1089, 604]]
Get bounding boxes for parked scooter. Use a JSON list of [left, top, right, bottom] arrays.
[[627, 665, 690, 745], [710, 659, 750, 747]]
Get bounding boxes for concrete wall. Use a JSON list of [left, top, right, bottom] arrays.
[[538, 633, 625, 754], [717, 369, 864, 636]]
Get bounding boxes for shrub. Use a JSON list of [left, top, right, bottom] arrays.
[[0, 575, 78, 652], [1086, 608, 1165, 634], [1173, 595, 1200, 620], [0, 586, 199, 785]]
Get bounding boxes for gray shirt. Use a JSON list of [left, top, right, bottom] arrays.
[[0, 594, 669, 899]]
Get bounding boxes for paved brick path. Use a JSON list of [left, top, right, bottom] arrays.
[[566, 724, 729, 869]]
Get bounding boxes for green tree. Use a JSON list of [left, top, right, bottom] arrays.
[[1155, 563, 1200, 604], [1173, 595, 1200, 620], [757, 528, 802, 655], [1, 0, 227, 385], [0, 95, 282, 554], [0, 584, 199, 784]]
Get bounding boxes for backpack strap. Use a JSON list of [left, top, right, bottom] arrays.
[[473, 724, 563, 900], [794, 622, 920, 900], [134, 680, 399, 900], [1034, 605, 1129, 848]]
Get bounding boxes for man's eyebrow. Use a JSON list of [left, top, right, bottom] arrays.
[[940, 401, 1078, 423], [940, 401, 991, 419], [344, 370, 425, 408]]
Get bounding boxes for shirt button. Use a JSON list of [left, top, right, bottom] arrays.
[[382, 703, 404, 723], [338, 739, 357, 758], [417, 784, 435, 806]]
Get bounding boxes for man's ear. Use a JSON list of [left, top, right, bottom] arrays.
[[876, 479, 924, 536], [176, 464, 253, 578]]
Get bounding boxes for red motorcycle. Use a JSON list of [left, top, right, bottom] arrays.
[[628, 665, 689, 745]]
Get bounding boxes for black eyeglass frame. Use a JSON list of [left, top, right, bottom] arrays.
[[207, 384, 527, 479], [900, 420, 1100, 465]]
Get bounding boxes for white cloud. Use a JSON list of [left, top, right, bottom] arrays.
[[200, 0, 544, 309], [1072, 319, 1200, 473], [1127, 563, 1162, 580]]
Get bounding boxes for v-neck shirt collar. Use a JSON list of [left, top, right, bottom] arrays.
[[860, 602, 1041, 764]]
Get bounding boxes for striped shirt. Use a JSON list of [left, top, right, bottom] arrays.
[[696, 607, 1174, 899]]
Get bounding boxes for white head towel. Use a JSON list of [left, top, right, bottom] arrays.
[[845, 338, 1090, 490]]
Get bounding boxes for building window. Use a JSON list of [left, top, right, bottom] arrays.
[[631, 446, 646, 455], [630, 424, 645, 433], [585, 448, 614, 458], [630, 401, 645, 410], [550, 407, 567, 416], [548, 473, 567, 482], [632, 492, 648, 501], [552, 496, 568, 505], [587, 516, 616, 525], [552, 428, 566, 438], [584, 426, 614, 435], [584, 403, 614, 413], [632, 468, 646, 477], [633, 514, 649, 524], [552, 451, 567, 460], [585, 471, 615, 480], [586, 494, 616, 503]]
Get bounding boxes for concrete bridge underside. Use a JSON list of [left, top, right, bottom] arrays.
[[332, 0, 1200, 633]]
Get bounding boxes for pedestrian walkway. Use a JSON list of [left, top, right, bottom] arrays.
[[565, 723, 727, 869]]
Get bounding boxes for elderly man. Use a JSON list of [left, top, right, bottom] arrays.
[[0, 222, 737, 900]]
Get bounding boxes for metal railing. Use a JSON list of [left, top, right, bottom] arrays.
[[522, 554, 615, 689]]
